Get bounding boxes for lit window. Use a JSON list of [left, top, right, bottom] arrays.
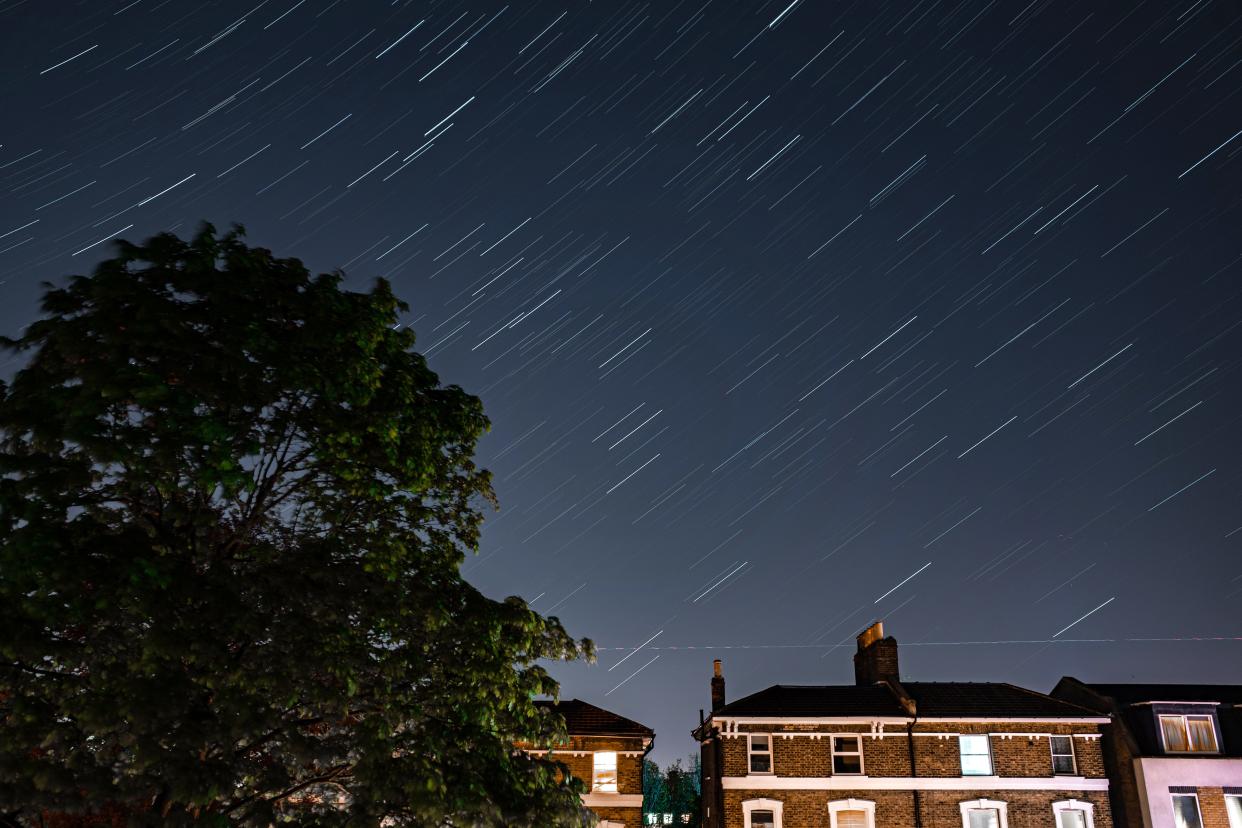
[[663, 815, 672, 825], [682, 815, 692, 825], [749, 734, 773, 774], [1172, 794, 1203, 828], [1050, 736, 1077, 775], [832, 736, 864, 775], [959, 735, 993, 776], [959, 798, 1008, 828], [1160, 715, 1218, 753], [646, 816, 659, 826], [829, 799, 876, 828], [592, 751, 617, 792], [1225, 795, 1242, 828]]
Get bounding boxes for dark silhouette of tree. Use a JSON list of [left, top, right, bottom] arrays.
[[642, 755, 700, 826], [0, 224, 594, 827]]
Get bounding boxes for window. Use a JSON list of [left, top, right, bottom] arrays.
[[743, 798, 783, 828], [832, 736, 864, 775], [1050, 735, 1077, 775], [1171, 794, 1203, 828], [1053, 799, 1096, 828], [829, 799, 876, 828], [1160, 715, 1218, 753], [959, 735, 993, 775], [1225, 795, 1242, 828], [748, 734, 773, 774], [960, 799, 1008, 828], [592, 751, 617, 792]]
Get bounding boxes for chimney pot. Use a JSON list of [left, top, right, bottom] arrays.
[[710, 659, 726, 712], [854, 620, 900, 685]]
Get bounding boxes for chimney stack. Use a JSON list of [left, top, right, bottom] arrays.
[[854, 620, 900, 685], [711, 659, 726, 712]]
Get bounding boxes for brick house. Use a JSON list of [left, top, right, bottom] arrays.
[[1052, 679, 1242, 828], [694, 622, 1111, 828], [527, 699, 655, 828]]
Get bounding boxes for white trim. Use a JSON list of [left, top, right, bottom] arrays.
[[526, 749, 647, 756], [742, 797, 783, 828], [960, 798, 1008, 828], [718, 730, 1103, 741], [828, 798, 876, 828], [1053, 798, 1096, 828], [715, 715, 1112, 724], [721, 775, 1109, 791], [581, 793, 643, 808]]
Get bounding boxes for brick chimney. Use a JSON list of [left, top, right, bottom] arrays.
[[711, 659, 726, 712], [853, 620, 900, 685]]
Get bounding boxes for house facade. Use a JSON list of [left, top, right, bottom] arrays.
[[695, 622, 1112, 828], [528, 698, 654, 828], [1052, 679, 1242, 828]]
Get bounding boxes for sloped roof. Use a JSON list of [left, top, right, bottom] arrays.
[[1079, 683, 1242, 706], [535, 698, 654, 737], [713, 681, 1104, 719]]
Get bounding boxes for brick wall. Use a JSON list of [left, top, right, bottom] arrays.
[[546, 735, 645, 796], [716, 726, 1105, 779], [721, 788, 1113, 828], [594, 804, 644, 828], [1198, 787, 1231, 828]]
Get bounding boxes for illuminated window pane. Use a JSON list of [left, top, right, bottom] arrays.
[[592, 751, 617, 792], [1161, 716, 1189, 752], [959, 735, 993, 776], [1186, 717, 1217, 752]]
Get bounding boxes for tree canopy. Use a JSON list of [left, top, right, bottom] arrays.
[[0, 224, 593, 826]]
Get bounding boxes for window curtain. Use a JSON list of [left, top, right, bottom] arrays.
[[1186, 718, 1216, 751], [1162, 717, 1189, 752]]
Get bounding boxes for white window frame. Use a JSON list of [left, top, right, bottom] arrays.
[[1049, 735, 1077, 775], [1224, 794, 1242, 828], [1171, 792, 1204, 828], [1159, 714, 1219, 754], [748, 733, 774, 775], [592, 750, 618, 792], [742, 797, 783, 828], [828, 798, 876, 828], [959, 734, 994, 776], [831, 734, 865, 776], [1052, 798, 1095, 828], [960, 798, 1009, 828]]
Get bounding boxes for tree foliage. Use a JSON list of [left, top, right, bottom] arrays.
[[642, 756, 700, 826], [0, 224, 594, 826]]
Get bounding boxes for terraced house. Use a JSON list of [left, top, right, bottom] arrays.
[[527, 698, 655, 828], [694, 622, 1111, 828]]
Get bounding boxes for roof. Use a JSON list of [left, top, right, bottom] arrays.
[[535, 698, 654, 737], [713, 682, 1105, 719], [1076, 683, 1242, 707]]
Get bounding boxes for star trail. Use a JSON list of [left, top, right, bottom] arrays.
[[2, 0, 1240, 762]]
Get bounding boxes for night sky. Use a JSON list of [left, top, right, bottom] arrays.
[[2, 0, 1241, 764]]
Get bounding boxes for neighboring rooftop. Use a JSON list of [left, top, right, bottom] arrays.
[[535, 698, 654, 737], [1073, 682, 1242, 706], [713, 681, 1106, 720]]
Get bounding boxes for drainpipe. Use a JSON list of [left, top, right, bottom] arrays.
[[907, 715, 923, 828]]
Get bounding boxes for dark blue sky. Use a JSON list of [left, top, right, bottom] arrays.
[[2, 0, 1240, 764]]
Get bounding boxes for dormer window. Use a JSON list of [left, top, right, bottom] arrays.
[[748, 734, 773, 774], [1159, 714, 1218, 753]]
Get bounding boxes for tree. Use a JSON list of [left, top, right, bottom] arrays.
[[641, 756, 700, 826], [0, 225, 594, 826]]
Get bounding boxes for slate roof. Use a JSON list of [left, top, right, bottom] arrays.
[[535, 698, 654, 737], [713, 681, 1105, 719], [1079, 683, 1242, 706]]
